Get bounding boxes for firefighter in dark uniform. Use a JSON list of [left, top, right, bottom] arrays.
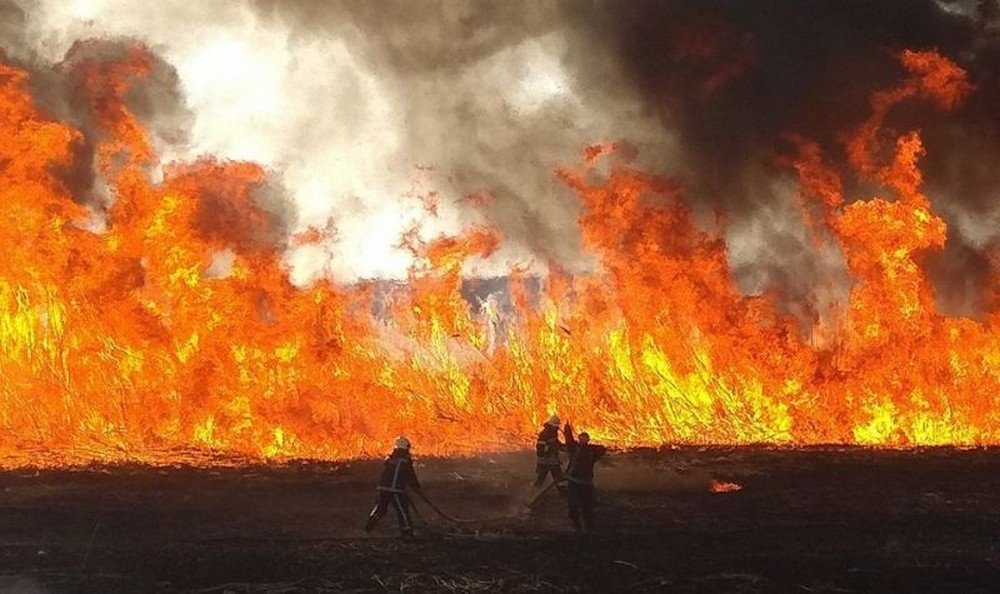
[[534, 414, 565, 487], [364, 436, 421, 537], [563, 424, 606, 532]]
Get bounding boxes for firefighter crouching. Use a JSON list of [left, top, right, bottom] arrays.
[[534, 414, 565, 488], [364, 436, 422, 537], [563, 424, 607, 532]]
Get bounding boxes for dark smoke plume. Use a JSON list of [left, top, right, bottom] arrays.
[[563, 0, 998, 314]]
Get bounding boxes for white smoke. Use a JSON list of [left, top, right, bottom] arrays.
[[15, 0, 679, 284]]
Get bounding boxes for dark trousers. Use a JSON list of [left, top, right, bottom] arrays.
[[365, 490, 413, 535], [534, 463, 564, 487], [566, 483, 595, 531]]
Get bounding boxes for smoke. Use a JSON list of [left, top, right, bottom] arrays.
[[11, 0, 678, 285], [5, 0, 998, 314], [569, 0, 999, 314], [0, 1, 25, 52], [0, 1, 195, 212]]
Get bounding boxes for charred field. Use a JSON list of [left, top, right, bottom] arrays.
[[0, 447, 998, 592]]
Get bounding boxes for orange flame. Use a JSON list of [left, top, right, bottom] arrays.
[[709, 480, 743, 493], [0, 46, 996, 467]]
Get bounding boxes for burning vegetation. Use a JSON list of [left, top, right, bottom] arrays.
[[0, 4, 998, 467]]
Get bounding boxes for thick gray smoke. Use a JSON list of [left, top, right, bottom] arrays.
[[12, 0, 681, 285], [5, 0, 998, 317]]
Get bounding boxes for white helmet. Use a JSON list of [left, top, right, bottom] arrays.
[[545, 414, 560, 428], [394, 436, 411, 451]]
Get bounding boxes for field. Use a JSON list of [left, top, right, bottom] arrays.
[[0, 447, 998, 592]]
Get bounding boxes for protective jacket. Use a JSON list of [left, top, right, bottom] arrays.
[[377, 448, 421, 493], [536, 425, 562, 467], [564, 429, 606, 485], [366, 447, 421, 536]]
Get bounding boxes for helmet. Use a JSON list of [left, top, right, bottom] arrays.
[[545, 414, 560, 428], [394, 436, 411, 451]]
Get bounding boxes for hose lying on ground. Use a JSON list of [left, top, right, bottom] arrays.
[[412, 479, 562, 525], [413, 489, 494, 524], [526, 478, 562, 507]]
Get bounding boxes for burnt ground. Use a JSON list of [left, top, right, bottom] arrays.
[[0, 447, 998, 593]]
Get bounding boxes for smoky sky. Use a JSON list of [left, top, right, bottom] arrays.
[[5, 0, 999, 316], [578, 0, 997, 220], [564, 0, 999, 315]]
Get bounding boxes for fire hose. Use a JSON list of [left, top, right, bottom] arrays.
[[411, 478, 563, 525], [527, 477, 562, 506], [413, 489, 499, 524]]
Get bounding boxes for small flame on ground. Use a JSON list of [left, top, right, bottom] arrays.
[[709, 480, 743, 493]]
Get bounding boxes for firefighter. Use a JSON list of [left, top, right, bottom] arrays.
[[364, 436, 421, 537], [534, 414, 565, 487], [563, 424, 607, 532]]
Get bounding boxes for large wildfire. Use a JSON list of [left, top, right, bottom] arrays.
[[0, 6, 998, 467]]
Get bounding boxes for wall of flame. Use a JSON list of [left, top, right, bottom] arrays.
[[0, 42, 997, 466]]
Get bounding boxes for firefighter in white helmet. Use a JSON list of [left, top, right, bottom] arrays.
[[364, 436, 422, 537], [533, 414, 566, 487]]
